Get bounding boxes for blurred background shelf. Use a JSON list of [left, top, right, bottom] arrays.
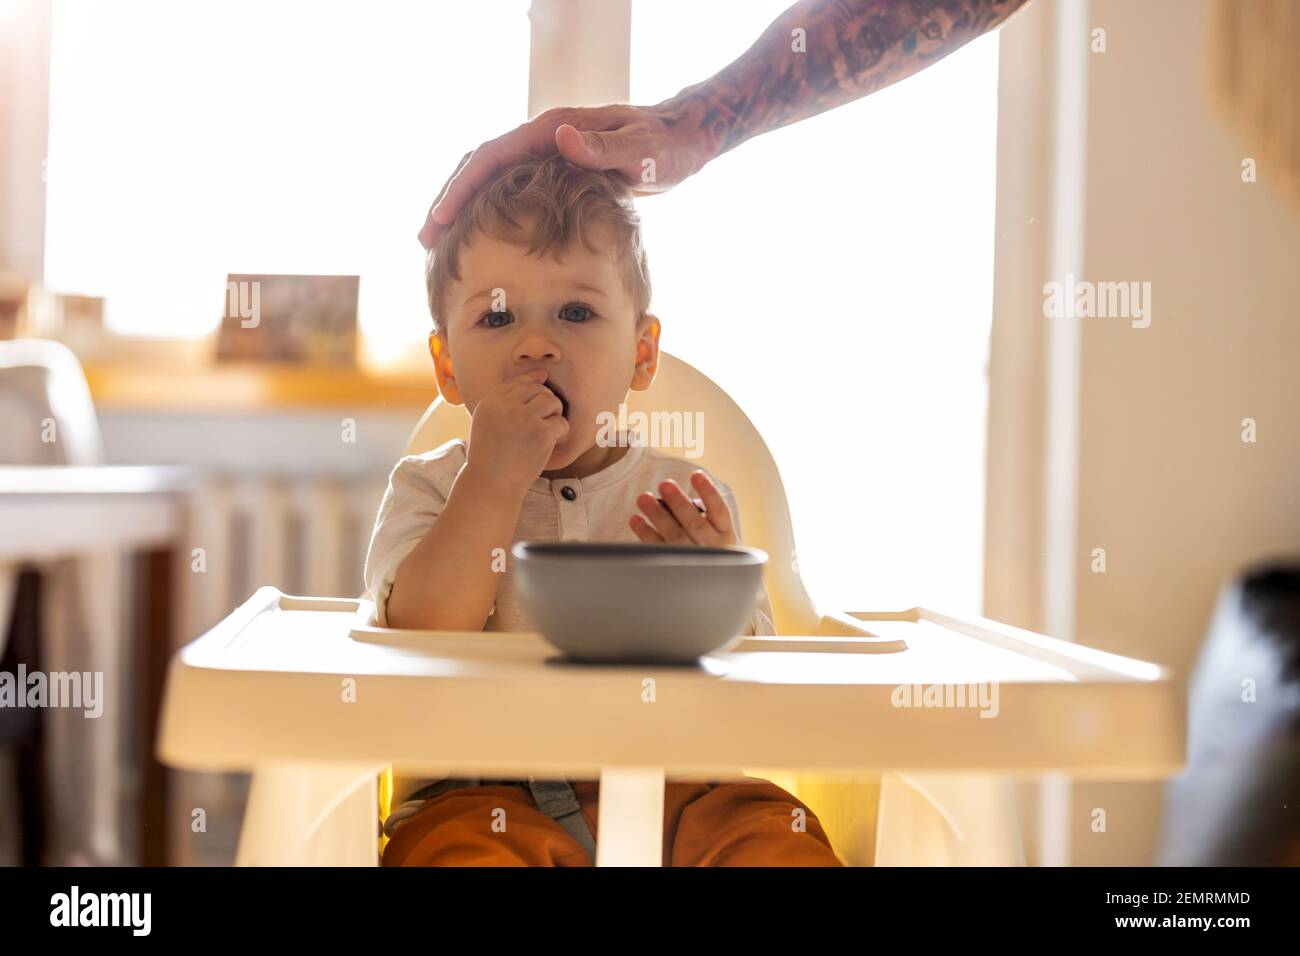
[[82, 361, 436, 412]]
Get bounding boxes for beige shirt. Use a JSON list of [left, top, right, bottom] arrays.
[[363, 430, 776, 635], [362, 430, 777, 811]]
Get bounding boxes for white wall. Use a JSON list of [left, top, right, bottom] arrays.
[[0, 0, 51, 281], [987, 0, 1300, 865], [1071, 0, 1300, 864]]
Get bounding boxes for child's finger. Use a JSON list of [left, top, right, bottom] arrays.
[[628, 513, 665, 543], [510, 369, 549, 384], [505, 370, 550, 399], [635, 491, 688, 542], [657, 480, 713, 542], [689, 471, 734, 538], [522, 388, 564, 418]]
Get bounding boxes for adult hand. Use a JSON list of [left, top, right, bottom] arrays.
[[417, 101, 723, 249], [418, 1, 1035, 250]]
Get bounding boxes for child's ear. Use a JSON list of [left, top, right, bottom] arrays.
[[428, 332, 465, 406], [629, 314, 662, 392]]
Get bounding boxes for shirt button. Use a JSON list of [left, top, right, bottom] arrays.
[[561, 485, 577, 501]]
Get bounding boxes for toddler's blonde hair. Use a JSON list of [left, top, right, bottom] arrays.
[[425, 154, 651, 335]]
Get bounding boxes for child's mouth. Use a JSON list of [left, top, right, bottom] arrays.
[[545, 382, 570, 419]]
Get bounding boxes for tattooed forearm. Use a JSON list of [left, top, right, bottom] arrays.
[[661, 0, 1032, 158]]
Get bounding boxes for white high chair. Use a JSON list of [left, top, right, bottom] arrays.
[[395, 350, 1034, 865], [158, 351, 1184, 866]]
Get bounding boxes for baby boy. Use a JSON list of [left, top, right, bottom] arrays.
[[363, 154, 839, 866]]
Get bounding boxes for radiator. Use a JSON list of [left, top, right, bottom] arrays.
[[184, 472, 389, 633], [168, 471, 390, 866]]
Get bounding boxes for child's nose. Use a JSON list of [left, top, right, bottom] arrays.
[[513, 332, 561, 362]]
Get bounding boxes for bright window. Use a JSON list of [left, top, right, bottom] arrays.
[[43, 0, 530, 362], [631, 0, 998, 615], [44, 0, 996, 615]]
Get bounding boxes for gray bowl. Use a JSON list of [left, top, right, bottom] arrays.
[[511, 541, 768, 664]]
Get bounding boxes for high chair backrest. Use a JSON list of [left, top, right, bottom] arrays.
[[401, 351, 820, 636]]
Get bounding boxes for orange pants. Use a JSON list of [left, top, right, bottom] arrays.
[[382, 777, 843, 867]]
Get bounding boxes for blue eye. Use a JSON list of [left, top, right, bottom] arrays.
[[480, 310, 512, 328], [559, 303, 592, 323]]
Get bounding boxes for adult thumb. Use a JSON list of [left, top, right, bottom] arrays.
[[557, 123, 632, 171]]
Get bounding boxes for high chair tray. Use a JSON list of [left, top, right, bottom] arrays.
[[157, 587, 1184, 779]]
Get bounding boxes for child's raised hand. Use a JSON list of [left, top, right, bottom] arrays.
[[629, 472, 738, 548], [464, 369, 569, 496]]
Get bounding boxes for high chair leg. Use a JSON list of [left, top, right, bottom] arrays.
[[874, 771, 1025, 866], [595, 766, 665, 867], [236, 763, 382, 866]]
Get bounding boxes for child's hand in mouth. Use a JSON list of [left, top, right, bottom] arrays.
[[543, 380, 570, 419], [464, 369, 569, 493], [629, 472, 738, 547]]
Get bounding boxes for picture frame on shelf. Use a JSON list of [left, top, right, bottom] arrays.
[[215, 273, 359, 367]]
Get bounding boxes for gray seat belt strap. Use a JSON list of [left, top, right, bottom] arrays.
[[528, 778, 597, 863]]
